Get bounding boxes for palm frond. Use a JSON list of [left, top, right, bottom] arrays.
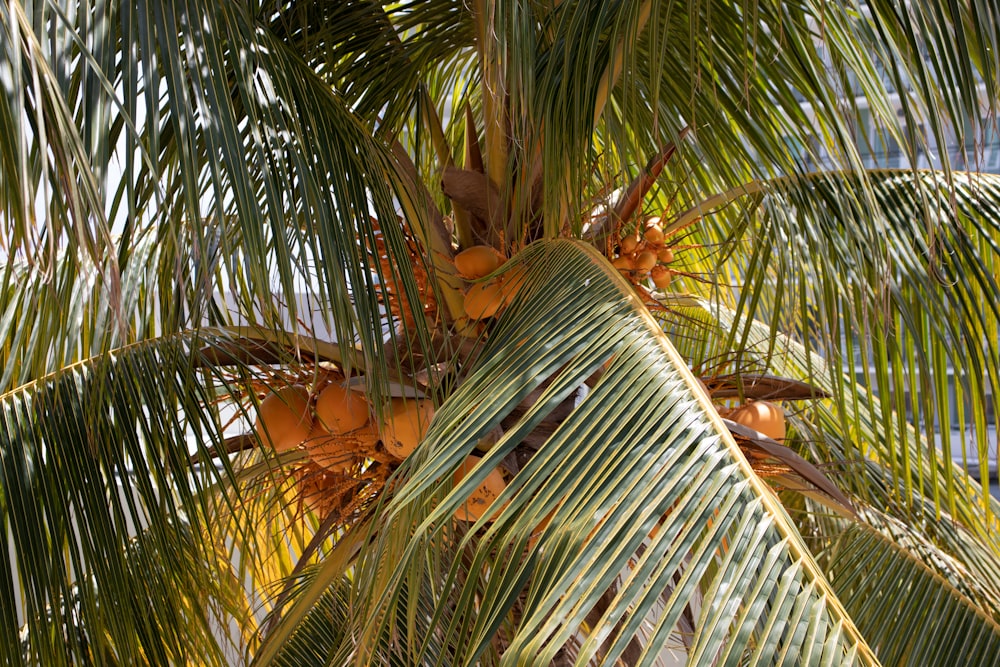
[[1, 1, 436, 405], [265, 0, 476, 133], [655, 294, 1000, 649], [259, 240, 875, 666], [680, 170, 1000, 514], [816, 514, 1000, 665], [0, 332, 248, 666]]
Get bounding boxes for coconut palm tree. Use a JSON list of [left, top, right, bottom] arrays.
[[3, 0, 1000, 664]]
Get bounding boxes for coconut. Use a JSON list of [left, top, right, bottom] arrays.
[[644, 223, 665, 245], [499, 264, 529, 307], [383, 399, 435, 459], [620, 235, 640, 254], [635, 250, 658, 272], [650, 265, 672, 289], [657, 247, 675, 264], [255, 384, 312, 452], [452, 455, 507, 522], [302, 423, 356, 473], [463, 280, 504, 320], [612, 256, 635, 272], [315, 382, 369, 434], [455, 245, 503, 279], [728, 400, 786, 441]]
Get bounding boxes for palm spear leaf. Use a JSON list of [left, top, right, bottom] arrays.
[[259, 240, 875, 666]]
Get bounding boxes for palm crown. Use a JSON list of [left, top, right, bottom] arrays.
[[3, 1, 1000, 665]]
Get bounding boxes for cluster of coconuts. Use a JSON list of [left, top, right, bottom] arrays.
[[253, 381, 434, 473], [611, 217, 675, 289], [455, 245, 528, 320], [254, 381, 509, 522]]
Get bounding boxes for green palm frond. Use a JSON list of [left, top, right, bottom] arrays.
[[0, 332, 248, 666], [259, 240, 875, 666], [671, 170, 1000, 512], [264, 0, 476, 133], [788, 413, 1000, 608], [1, 1, 435, 401], [816, 516, 1000, 665], [661, 292, 1000, 545], [0, 1, 110, 264], [656, 294, 1000, 655]]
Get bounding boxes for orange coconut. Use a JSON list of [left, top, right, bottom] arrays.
[[255, 384, 312, 452], [612, 256, 635, 272], [728, 400, 786, 441], [657, 247, 675, 264], [499, 264, 529, 307], [644, 223, 665, 245], [620, 235, 641, 254], [463, 280, 504, 320], [452, 455, 507, 522], [635, 250, 658, 272], [650, 265, 672, 289], [455, 245, 503, 279], [315, 382, 369, 434], [302, 423, 355, 474], [382, 399, 435, 459]]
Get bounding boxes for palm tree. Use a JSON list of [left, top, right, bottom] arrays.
[[3, 0, 1000, 664]]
